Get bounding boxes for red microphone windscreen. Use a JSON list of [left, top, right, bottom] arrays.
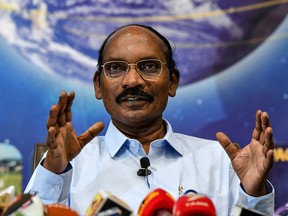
[[138, 188, 175, 216], [45, 203, 79, 216], [173, 194, 216, 216]]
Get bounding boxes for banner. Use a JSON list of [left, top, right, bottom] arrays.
[[1, 0, 287, 210]]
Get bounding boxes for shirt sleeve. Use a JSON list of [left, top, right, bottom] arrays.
[[237, 180, 275, 216], [24, 160, 73, 205]]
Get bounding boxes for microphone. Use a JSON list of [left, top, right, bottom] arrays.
[[137, 157, 152, 188], [86, 189, 133, 216], [137, 157, 152, 176], [1, 193, 45, 216], [0, 185, 15, 213], [173, 193, 216, 216], [45, 203, 80, 216], [1, 193, 80, 216], [138, 188, 175, 216]]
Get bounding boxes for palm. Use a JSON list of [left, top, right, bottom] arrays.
[[231, 138, 268, 193], [57, 124, 82, 162], [44, 91, 104, 173], [216, 110, 274, 196]]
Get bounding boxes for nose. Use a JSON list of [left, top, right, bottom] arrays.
[[121, 64, 145, 88]]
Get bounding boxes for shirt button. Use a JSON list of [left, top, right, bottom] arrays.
[[30, 190, 38, 195], [131, 141, 137, 147], [54, 185, 61, 190]]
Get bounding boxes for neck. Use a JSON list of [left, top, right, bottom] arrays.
[[112, 119, 166, 154]]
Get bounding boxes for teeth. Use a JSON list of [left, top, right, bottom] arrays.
[[127, 97, 139, 101]]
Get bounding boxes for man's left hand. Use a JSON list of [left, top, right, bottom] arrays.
[[216, 110, 274, 196]]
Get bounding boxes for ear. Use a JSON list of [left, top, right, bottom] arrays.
[[93, 71, 102, 100], [168, 68, 180, 97]]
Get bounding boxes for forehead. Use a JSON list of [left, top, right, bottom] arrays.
[[103, 26, 167, 61]]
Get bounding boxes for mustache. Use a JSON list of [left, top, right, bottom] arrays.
[[116, 88, 154, 103]]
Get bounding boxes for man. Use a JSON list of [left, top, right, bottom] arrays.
[[25, 24, 275, 215]]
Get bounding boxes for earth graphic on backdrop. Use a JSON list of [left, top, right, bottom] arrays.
[[0, 0, 288, 86]]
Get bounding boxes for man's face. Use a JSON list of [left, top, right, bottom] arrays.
[[94, 26, 179, 128]]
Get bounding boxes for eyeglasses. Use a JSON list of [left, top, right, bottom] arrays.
[[101, 59, 166, 79]]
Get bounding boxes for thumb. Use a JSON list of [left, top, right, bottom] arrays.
[[78, 122, 105, 148], [216, 132, 238, 160]]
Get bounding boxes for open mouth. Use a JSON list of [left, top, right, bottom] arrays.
[[120, 95, 152, 102], [116, 88, 154, 104]]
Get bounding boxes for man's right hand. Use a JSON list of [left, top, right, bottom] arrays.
[[43, 91, 104, 173]]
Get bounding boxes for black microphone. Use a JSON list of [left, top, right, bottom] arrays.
[[137, 157, 152, 176], [137, 157, 151, 188]]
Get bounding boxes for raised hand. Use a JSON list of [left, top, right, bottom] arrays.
[[216, 110, 274, 196], [43, 91, 104, 173]]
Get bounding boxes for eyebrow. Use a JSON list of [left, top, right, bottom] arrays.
[[104, 56, 162, 63]]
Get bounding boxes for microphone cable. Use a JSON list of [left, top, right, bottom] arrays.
[[137, 157, 151, 188]]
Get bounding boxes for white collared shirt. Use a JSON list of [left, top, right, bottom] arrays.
[[25, 120, 274, 215]]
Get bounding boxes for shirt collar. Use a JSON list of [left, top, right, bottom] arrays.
[[162, 120, 184, 156], [105, 119, 184, 158], [105, 121, 128, 158]]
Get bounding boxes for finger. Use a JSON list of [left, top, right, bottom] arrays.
[[46, 105, 59, 130], [265, 127, 274, 149], [65, 91, 75, 122], [46, 127, 57, 150], [57, 91, 69, 127], [216, 132, 238, 160], [78, 122, 105, 148], [265, 149, 274, 170], [253, 110, 263, 140], [260, 111, 271, 131], [263, 127, 274, 154]]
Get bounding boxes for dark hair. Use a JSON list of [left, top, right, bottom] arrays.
[[96, 24, 177, 74]]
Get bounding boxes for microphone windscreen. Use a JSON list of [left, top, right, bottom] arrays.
[[0, 185, 15, 211], [86, 189, 133, 216], [45, 203, 79, 216], [2, 193, 44, 216], [140, 157, 150, 168], [138, 188, 175, 216], [173, 194, 216, 216]]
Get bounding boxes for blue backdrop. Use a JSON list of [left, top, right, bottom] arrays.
[[0, 0, 287, 211]]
